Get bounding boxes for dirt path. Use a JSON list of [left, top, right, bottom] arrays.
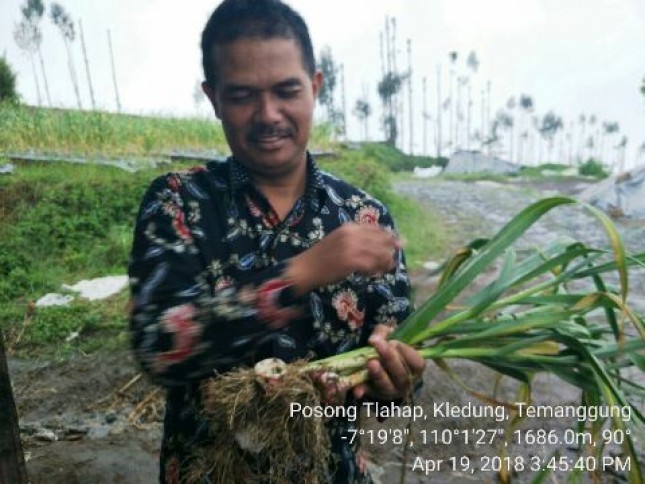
[[9, 178, 645, 483]]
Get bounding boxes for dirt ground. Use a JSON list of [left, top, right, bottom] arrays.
[[7, 177, 644, 483]]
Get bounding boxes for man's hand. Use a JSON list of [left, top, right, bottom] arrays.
[[353, 324, 425, 401], [285, 223, 400, 296]]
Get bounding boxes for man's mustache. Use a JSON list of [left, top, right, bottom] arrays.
[[248, 124, 294, 140]]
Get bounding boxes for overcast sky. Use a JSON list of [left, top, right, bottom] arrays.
[[1, 0, 644, 167]]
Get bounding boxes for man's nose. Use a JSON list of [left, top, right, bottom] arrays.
[[255, 93, 282, 124]]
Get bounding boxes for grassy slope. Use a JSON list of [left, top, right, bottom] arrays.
[[0, 104, 444, 358]]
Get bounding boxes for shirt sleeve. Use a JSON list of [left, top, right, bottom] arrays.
[[128, 173, 305, 386]]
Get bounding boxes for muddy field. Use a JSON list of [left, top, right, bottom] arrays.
[[8, 177, 645, 483]]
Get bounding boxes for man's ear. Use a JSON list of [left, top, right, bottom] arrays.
[[202, 81, 222, 119], [312, 70, 323, 99]]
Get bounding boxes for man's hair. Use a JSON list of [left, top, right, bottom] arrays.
[[201, 0, 316, 88]]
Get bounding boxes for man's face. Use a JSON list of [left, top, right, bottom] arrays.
[[203, 37, 322, 180]]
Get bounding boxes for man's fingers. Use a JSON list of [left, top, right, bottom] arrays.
[[364, 325, 426, 400], [365, 358, 398, 398], [369, 323, 393, 343], [396, 342, 426, 377], [370, 340, 412, 395]]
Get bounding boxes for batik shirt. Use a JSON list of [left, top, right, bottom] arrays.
[[128, 153, 412, 483]]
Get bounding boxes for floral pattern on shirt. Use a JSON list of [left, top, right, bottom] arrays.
[[128, 153, 411, 483]]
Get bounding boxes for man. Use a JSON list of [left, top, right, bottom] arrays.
[[128, 0, 425, 482]]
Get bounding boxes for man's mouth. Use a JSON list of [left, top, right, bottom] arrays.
[[249, 127, 293, 150]]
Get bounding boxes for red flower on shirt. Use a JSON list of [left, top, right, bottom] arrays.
[[213, 276, 234, 292], [245, 195, 263, 218], [332, 289, 365, 330], [167, 174, 181, 192], [172, 209, 193, 242], [356, 206, 380, 225], [157, 304, 200, 368], [256, 279, 300, 328]]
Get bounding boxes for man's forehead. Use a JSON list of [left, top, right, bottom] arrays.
[[210, 36, 309, 76]]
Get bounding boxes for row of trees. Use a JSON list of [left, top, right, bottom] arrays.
[[317, 17, 644, 170], [12, 0, 121, 111]]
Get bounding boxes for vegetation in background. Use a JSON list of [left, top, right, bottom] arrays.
[[13, 0, 51, 107], [0, 104, 336, 156], [578, 158, 609, 179], [0, 112, 444, 358], [50, 2, 83, 109], [316, 46, 343, 132], [354, 142, 446, 172], [0, 58, 19, 103]]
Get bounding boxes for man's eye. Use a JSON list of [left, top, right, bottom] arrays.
[[278, 88, 300, 99], [226, 91, 253, 103]]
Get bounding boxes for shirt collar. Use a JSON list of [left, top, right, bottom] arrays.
[[228, 151, 327, 211]]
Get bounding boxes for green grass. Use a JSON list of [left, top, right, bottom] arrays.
[[0, 103, 334, 156], [1, 292, 130, 359], [389, 196, 445, 269], [0, 105, 444, 358]]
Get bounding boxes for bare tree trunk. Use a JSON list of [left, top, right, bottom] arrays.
[[453, 76, 462, 149], [480, 88, 485, 150], [448, 67, 454, 152], [37, 49, 52, 106], [29, 55, 42, 106], [0, 334, 28, 484], [407, 39, 413, 154], [108, 29, 122, 113], [486, 80, 491, 156], [436, 65, 442, 159], [422, 76, 427, 156], [79, 19, 96, 110], [64, 39, 83, 109], [339, 64, 346, 139], [466, 83, 472, 150]]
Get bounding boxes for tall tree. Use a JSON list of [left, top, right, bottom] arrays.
[[339, 63, 347, 138], [588, 114, 598, 159], [455, 76, 467, 150], [465, 51, 478, 150], [377, 71, 406, 145], [518, 94, 534, 164], [447, 51, 457, 151], [485, 79, 492, 155], [615, 135, 628, 173], [505, 96, 516, 161], [378, 16, 406, 147], [50, 2, 82, 109], [352, 98, 371, 141], [78, 19, 96, 110], [316, 46, 339, 127], [406, 39, 413, 153], [539, 111, 563, 162], [641, 77, 645, 99], [107, 29, 121, 112], [422, 76, 428, 155], [13, 21, 41, 104], [495, 110, 513, 159], [577, 113, 586, 162], [14, 0, 51, 106], [601, 121, 619, 167], [436, 65, 443, 158]]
